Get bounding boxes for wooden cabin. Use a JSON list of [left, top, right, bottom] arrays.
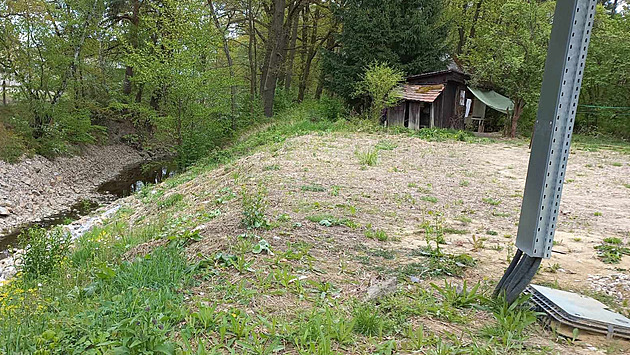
[[386, 69, 513, 132], [387, 69, 469, 129]]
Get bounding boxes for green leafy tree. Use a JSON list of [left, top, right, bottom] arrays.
[[579, 5, 630, 137], [354, 62, 404, 122], [322, 0, 448, 104], [124, 0, 233, 164], [464, 0, 555, 137]]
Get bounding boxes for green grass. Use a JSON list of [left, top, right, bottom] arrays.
[[262, 164, 281, 171], [356, 147, 379, 166], [374, 139, 398, 151], [572, 134, 630, 154], [0, 221, 192, 353], [595, 239, 630, 264], [306, 214, 358, 228], [301, 184, 326, 192], [157, 193, 184, 209], [365, 226, 389, 241], [603, 237, 622, 245], [443, 227, 468, 235], [420, 196, 438, 203], [0, 103, 567, 353], [455, 216, 472, 224], [404, 246, 476, 278], [482, 197, 501, 206]]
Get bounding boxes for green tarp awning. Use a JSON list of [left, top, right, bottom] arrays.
[[468, 87, 514, 114]]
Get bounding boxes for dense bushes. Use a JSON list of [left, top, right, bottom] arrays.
[[20, 227, 71, 279]]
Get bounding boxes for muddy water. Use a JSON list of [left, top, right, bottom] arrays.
[[0, 159, 179, 250]]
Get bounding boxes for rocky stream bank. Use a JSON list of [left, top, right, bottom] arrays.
[[0, 144, 146, 237]]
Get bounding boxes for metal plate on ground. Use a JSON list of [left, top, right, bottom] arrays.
[[526, 284, 630, 339]]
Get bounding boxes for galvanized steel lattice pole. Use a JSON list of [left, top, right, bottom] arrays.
[[496, 0, 597, 303]]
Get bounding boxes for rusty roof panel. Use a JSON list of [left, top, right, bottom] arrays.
[[401, 84, 444, 103]]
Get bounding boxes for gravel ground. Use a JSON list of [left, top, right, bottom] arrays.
[[0, 144, 145, 236]]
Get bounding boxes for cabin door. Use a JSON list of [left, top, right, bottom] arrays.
[[408, 102, 422, 130]]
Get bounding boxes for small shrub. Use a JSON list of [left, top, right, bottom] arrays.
[[594, 211, 603, 216], [316, 95, 347, 121], [0, 124, 26, 163], [20, 227, 71, 278], [241, 185, 269, 229], [354, 62, 405, 122]]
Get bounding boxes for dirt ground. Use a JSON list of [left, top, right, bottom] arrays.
[[124, 132, 630, 353]]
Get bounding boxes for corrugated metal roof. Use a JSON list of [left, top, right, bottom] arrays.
[[401, 84, 444, 103]]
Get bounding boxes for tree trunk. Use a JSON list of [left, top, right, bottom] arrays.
[[2, 80, 6, 105], [123, 66, 133, 96], [135, 83, 143, 103], [123, 0, 140, 96], [247, 0, 257, 97], [455, 3, 468, 55], [208, 0, 237, 127], [284, 12, 300, 91], [51, 0, 97, 105], [315, 34, 335, 99], [298, 7, 319, 102], [509, 100, 524, 138], [262, 0, 287, 117], [469, 0, 483, 40], [259, 2, 275, 98]]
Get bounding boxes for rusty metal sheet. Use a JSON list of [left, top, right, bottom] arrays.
[[401, 84, 444, 103]]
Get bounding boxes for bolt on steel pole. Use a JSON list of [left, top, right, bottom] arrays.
[[496, 0, 597, 302]]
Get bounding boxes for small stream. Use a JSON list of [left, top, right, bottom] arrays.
[[0, 159, 179, 251]]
